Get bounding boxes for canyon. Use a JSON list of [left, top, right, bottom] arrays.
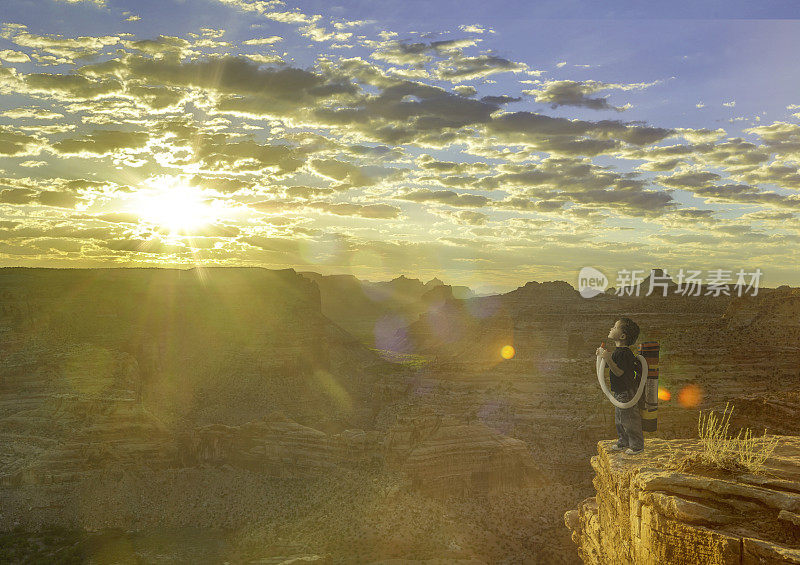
[[0, 266, 798, 563]]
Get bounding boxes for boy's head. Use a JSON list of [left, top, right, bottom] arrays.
[[608, 317, 640, 346]]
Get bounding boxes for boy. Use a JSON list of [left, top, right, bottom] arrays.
[[595, 317, 644, 455]]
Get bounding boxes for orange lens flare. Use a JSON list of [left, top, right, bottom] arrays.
[[677, 384, 703, 408], [500, 345, 515, 359], [657, 387, 671, 401]]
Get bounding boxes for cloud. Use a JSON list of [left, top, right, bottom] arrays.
[[0, 188, 36, 204], [0, 49, 30, 63], [124, 84, 186, 110], [550, 188, 674, 217], [51, 129, 149, 156], [284, 185, 335, 198], [101, 238, 186, 254], [433, 209, 489, 225], [434, 53, 529, 83], [453, 85, 477, 97], [2, 23, 119, 62], [73, 211, 141, 224], [299, 22, 352, 43], [36, 190, 81, 208], [306, 201, 401, 219], [1, 21, 799, 284], [53, 0, 107, 7], [692, 183, 800, 209], [485, 111, 674, 152], [742, 210, 797, 221], [24, 72, 123, 100], [243, 36, 283, 45], [657, 171, 721, 188], [0, 187, 81, 208], [191, 135, 305, 173], [0, 127, 42, 155], [309, 158, 381, 188], [399, 189, 490, 207], [212, 0, 317, 25], [523, 79, 660, 112], [458, 25, 493, 34], [370, 38, 480, 67], [1, 107, 64, 120]]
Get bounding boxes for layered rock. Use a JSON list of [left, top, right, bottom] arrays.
[[181, 410, 546, 496], [565, 437, 800, 564], [0, 342, 178, 487], [386, 415, 544, 495], [179, 411, 382, 475]]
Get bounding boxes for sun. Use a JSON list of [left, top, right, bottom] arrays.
[[132, 179, 216, 234]]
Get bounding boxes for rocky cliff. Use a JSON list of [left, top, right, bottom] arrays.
[[0, 266, 390, 431], [396, 268, 750, 363], [0, 266, 398, 495], [565, 437, 800, 564], [299, 271, 473, 349]]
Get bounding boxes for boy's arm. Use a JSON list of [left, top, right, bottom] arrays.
[[608, 358, 625, 377], [599, 348, 625, 376]]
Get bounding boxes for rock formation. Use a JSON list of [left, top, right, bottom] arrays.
[[385, 415, 544, 495], [565, 437, 800, 563], [394, 267, 754, 363], [179, 411, 383, 474], [0, 266, 392, 431], [299, 271, 474, 348]]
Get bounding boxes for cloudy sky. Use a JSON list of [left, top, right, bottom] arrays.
[[1, 0, 799, 292]]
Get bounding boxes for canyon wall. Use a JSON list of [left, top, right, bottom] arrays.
[[565, 437, 800, 564]]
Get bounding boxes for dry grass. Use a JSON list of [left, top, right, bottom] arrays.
[[666, 402, 780, 475]]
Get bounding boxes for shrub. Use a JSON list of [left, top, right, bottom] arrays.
[[694, 402, 779, 474], [664, 402, 780, 475]]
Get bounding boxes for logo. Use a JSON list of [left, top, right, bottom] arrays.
[[578, 266, 608, 298]]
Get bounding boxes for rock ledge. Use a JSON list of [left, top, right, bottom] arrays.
[[565, 436, 800, 564]]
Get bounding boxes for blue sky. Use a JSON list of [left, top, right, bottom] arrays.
[[0, 0, 799, 293]]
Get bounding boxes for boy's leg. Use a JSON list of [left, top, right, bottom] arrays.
[[621, 400, 645, 451], [613, 392, 630, 447]]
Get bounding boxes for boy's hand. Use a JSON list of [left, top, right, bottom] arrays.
[[595, 347, 611, 363]]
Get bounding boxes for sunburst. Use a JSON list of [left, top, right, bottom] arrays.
[[132, 177, 217, 234]]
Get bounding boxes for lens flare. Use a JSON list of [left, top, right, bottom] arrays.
[[501, 345, 515, 359], [658, 387, 671, 401], [677, 384, 703, 408]]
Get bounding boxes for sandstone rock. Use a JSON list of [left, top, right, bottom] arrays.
[[780, 510, 800, 527], [179, 411, 383, 475], [392, 417, 544, 496], [565, 436, 800, 564]]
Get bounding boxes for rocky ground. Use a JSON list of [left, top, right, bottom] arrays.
[[566, 437, 800, 563]]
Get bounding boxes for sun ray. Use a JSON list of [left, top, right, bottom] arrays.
[[130, 176, 218, 236]]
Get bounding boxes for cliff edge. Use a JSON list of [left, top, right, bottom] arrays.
[[565, 437, 800, 564]]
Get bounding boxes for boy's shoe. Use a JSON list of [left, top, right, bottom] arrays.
[[624, 447, 644, 455], [610, 442, 628, 451]]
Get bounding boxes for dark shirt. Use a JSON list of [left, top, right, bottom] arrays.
[[610, 345, 638, 394]]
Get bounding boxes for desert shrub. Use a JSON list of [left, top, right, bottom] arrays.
[[664, 402, 780, 475], [735, 425, 780, 474], [694, 402, 779, 474]]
